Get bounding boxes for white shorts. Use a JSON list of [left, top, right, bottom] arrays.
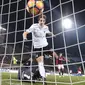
[[57, 64, 64, 70], [78, 71, 81, 74]]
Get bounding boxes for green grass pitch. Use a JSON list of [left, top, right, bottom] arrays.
[[1, 72, 85, 85]]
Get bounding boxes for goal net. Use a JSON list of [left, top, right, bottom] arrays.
[[0, 0, 85, 85]]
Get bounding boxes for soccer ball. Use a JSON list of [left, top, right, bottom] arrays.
[[27, 0, 44, 15]]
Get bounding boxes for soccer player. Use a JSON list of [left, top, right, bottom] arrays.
[[77, 66, 82, 76], [56, 53, 69, 76], [23, 14, 54, 84]]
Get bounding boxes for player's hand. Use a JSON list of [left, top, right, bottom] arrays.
[[23, 38, 27, 42], [50, 32, 56, 37], [23, 32, 28, 41], [53, 34, 56, 37]]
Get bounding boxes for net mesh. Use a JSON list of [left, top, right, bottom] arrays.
[[0, 0, 85, 85]]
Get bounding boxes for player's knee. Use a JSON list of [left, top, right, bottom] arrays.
[[36, 56, 44, 62]]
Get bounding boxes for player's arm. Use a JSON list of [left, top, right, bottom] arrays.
[[53, 52, 58, 59], [63, 57, 70, 62], [56, 59, 58, 65], [45, 25, 56, 37], [47, 32, 55, 36], [23, 31, 29, 40], [23, 24, 34, 40], [67, 59, 70, 62], [26, 5, 29, 13], [62, 56, 67, 61]]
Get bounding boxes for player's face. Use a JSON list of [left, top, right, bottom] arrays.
[[39, 18, 46, 26], [60, 53, 62, 56]]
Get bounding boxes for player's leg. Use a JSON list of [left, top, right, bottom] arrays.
[[34, 48, 47, 85], [58, 65, 61, 76], [36, 56, 47, 85], [33, 48, 45, 78], [61, 65, 64, 76], [36, 56, 46, 78], [59, 70, 61, 75]]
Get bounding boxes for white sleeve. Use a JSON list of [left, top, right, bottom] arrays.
[[26, 24, 34, 33], [45, 26, 51, 34]]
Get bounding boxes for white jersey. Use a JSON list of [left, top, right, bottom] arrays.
[[26, 23, 51, 48]]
